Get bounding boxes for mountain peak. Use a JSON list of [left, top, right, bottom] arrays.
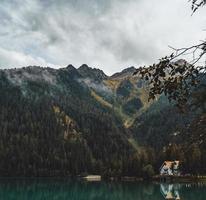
[[79, 64, 89, 69], [66, 64, 76, 69], [78, 64, 107, 82], [110, 66, 136, 79]]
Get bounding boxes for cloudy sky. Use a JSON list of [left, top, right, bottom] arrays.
[[0, 0, 206, 75]]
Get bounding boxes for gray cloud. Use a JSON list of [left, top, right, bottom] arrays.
[[0, 0, 206, 75]]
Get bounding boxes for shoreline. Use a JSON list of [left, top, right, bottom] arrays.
[[0, 175, 206, 183], [152, 175, 206, 183]]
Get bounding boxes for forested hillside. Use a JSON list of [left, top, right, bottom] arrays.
[[0, 64, 205, 177]]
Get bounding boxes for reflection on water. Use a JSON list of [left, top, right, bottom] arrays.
[[160, 182, 206, 200], [0, 179, 205, 199], [0, 179, 159, 200], [160, 183, 181, 199]]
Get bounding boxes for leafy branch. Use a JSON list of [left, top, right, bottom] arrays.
[[168, 41, 206, 66], [134, 54, 204, 111], [190, 0, 206, 13], [133, 1, 206, 111]]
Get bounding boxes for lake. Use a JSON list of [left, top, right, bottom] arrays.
[[0, 179, 205, 199]]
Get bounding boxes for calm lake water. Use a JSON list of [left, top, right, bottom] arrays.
[[0, 179, 205, 200]]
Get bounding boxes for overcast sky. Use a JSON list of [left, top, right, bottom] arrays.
[[0, 0, 206, 75]]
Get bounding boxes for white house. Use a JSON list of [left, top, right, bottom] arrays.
[[160, 161, 180, 176]]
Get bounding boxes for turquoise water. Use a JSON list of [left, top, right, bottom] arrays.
[[0, 179, 205, 199]]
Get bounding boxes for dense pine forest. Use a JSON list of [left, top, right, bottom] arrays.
[[0, 64, 205, 177]]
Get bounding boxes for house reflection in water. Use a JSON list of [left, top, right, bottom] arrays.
[[160, 183, 181, 200]]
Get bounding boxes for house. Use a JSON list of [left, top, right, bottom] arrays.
[[160, 161, 180, 176]]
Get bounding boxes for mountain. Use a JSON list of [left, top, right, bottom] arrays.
[[0, 65, 138, 177], [0, 64, 204, 177], [78, 64, 108, 82], [110, 66, 136, 79]]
